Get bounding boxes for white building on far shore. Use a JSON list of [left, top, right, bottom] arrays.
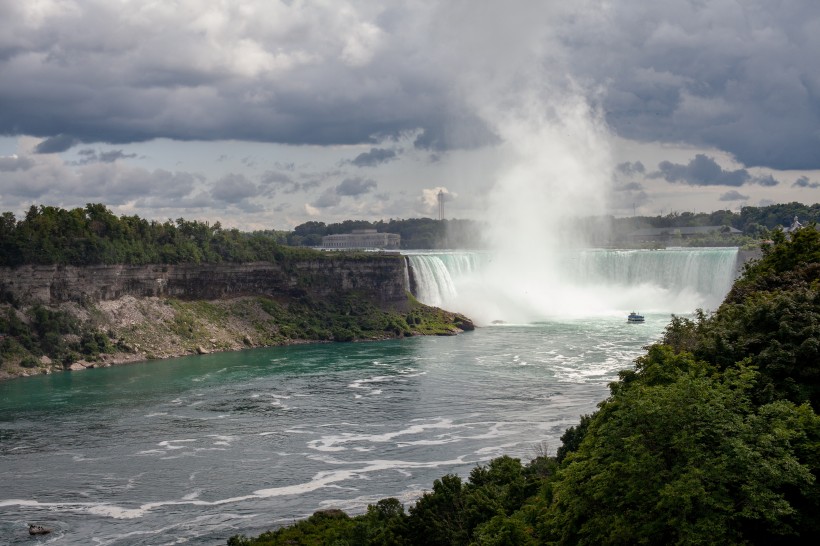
[[321, 229, 401, 250]]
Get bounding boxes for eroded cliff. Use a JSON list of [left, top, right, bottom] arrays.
[[0, 255, 473, 380], [0, 256, 408, 306]]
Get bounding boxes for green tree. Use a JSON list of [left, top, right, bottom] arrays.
[[543, 356, 818, 545]]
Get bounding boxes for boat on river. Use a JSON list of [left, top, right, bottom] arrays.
[[627, 312, 645, 323], [29, 525, 51, 535]]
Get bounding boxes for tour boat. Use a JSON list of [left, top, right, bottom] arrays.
[[627, 312, 645, 323], [29, 525, 51, 535]]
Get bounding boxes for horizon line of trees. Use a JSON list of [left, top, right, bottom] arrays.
[[289, 202, 819, 248], [0, 202, 817, 266]]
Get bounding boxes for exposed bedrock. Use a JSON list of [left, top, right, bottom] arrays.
[[0, 256, 408, 307]]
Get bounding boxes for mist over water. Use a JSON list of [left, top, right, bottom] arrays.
[[442, 3, 617, 323], [444, 88, 628, 323], [407, 248, 739, 325]]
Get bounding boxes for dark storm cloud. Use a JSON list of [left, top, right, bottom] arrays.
[[336, 177, 377, 196], [311, 188, 342, 209], [34, 135, 79, 154], [793, 176, 820, 189], [2, 1, 818, 169], [651, 155, 749, 186], [307, 176, 377, 209], [210, 174, 261, 204], [0, 2, 492, 152], [754, 174, 779, 187], [259, 171, 320, 194], [650, 155, 780, 187], [719, 190, 749, 202], [564, 1, 820, 169], [350, 148, 398, 167], [616, 161, 645, 176]]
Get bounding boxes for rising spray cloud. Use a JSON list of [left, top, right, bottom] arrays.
[[450, 89, 616, 323], [431, 2, 617, 323], [421, 2, 731, 322]]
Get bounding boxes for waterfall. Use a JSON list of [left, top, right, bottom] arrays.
[[405, 248, 740, 323], [405, 252, 489, 307]]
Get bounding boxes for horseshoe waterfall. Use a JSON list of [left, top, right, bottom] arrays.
[[405, 247, 740, 324]]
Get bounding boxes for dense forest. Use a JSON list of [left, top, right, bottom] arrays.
[[228, 226, 820, 545], [0, 203, 306, 266]]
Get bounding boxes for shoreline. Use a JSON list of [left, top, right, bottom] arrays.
[[0, 294, 473, 383]]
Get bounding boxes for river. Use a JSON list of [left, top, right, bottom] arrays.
[[2, 318, 668, 544], [0, 248, 739, 544]]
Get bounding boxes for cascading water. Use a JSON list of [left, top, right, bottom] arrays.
[[405, 248, 739, 324], [406, 252, 487, 307]]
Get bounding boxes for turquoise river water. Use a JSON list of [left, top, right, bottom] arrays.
[[1, 319, 666, 544], [0, 247, 740, 544]]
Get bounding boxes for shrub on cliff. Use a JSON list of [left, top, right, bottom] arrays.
[[0, 304, 115, 371]]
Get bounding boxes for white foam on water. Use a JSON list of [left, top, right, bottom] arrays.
[[284, 428, 314, 434], [396, 438, 459, 447], [208, 434, 236, 447], [307, 418, 456, 452], [474, 442, 526, 456], [454, 422, 515, 441], [157, 439, 197, 450], [348, 375, 390, 389]]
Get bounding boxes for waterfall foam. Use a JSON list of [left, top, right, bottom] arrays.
[[406, 248, 739, 324]]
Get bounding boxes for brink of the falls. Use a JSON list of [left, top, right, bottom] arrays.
[[405, 248, 739, 324]]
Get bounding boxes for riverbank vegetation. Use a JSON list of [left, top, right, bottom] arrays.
[[0, 292, 473, 380], [229, 226, 820, 545]]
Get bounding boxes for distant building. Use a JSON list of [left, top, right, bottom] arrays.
[[627, 225, 742, 244], [321, 229, 401, 250], [785, 216, 803, 233]]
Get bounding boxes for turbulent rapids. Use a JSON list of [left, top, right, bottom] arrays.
[[404, 248, 740, 323]]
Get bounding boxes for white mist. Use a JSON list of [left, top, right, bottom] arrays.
[[448, 90, 619, 324]]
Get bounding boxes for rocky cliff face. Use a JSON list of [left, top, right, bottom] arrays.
[[0, 254, 480, 381], [0, 255, 408, 307]]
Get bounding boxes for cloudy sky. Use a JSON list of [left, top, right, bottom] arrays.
[[1, 0, 819, 230]]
